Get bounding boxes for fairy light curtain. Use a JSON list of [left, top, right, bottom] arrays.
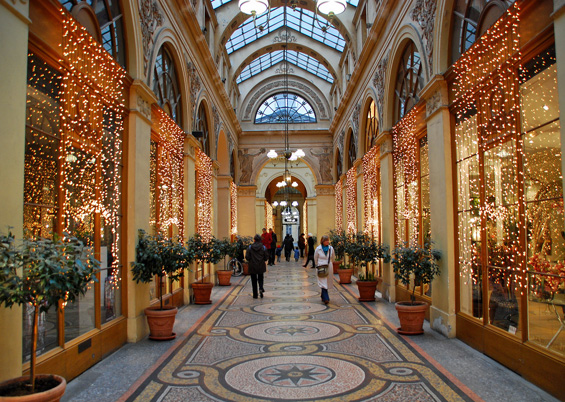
[[392, 109, 419, 245], [335, 179, 343, 230], [302, 200, 308, 238], [230, 181, 238, 236], [363, 145, 380, 240], [152, 108, 185, 239], [265, 201, 273, 231], [346, 167, 357, 235], [196, 147, 213, 241]]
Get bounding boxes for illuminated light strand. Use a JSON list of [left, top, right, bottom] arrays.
[[230, 181, 238, 236], [60, 11, 126, 291], [153, 107, 185, 239], [335, 179, 343, 230], [196, 147, 213, 241], [346, 167, 357, 235], [392, 108, 418, 246], [302, 200, 308, 237], [363, 145, 380, 240], [265, 201, 273, 230]]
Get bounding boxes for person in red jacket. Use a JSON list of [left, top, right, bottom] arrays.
[[261, 228, 271, 254]]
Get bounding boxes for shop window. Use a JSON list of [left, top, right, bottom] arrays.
[[394, 41, 423, 123], [153, 46, 182, 126]]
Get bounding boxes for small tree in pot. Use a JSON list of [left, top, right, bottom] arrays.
[[131, 229, 193, 340], [0, 233, 99, 398], [216, 238, 234, 286], [329, 229, 351, 282], [187, 234, 223, 304], [391, 241, 441, 335], [349, 232, 390, 301]]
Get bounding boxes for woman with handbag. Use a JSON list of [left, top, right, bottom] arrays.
[[314, 235, 335, 305]]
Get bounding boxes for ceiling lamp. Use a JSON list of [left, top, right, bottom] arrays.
[[283, 170, 292, 182], [316, 0, 347, 15], [273, 201, 279, 206], [291, 201, 299, 207], [238, 0, 268, 15], [291, 181, 298, 187], [280, 200, 288, 206]]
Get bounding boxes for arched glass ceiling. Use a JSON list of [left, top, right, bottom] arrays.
[[237, 50, 334, 84], [255, 93, 316, 124], [212, 0, 358, 9], [226, 7, 345, 54]]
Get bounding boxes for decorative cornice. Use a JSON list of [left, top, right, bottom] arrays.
[[238, 186, 258, 197], [244, 80, 327, 119], [315, 185, 335, 196], [411, 0, 436, 74], [139, 0, 163, 75]]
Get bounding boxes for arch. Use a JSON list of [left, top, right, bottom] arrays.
[[382, 25, 428, 129], [242, 75, 330, 121], [358, 92, 379, 156], [264, 175, 308, 201], [252, 156, 320, 190], [216, 129, 230, 175], [233, 42, 339, 84], [434, 0, 455, 74], [334, 146, 343, 181], [345, 127, 356, 171], [149, 30, 190, 130], [121, 0, 144, 77], [255, 163, 317, 200], [194, 98, 213, 157], [254, 92, 317, 124]]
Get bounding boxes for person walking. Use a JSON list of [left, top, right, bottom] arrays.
[[303, 233, 316, 268], [314, 235, 335, 305], [269, 228, 277, 266], [261, 228, 271, 265], [283, 234, 294, 262], [245, 234, 268, 299], [298, 233, 306, 258]]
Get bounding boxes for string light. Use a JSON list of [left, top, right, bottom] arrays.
[[196, 147, 213, 241], [363, 145, 380, 240], [335, 179, 343, 230], [153, 108, 185, 239], [303, 200, 308, 237], [230, 181, 238, 236], [265, 201, 273, 230], [346, 167, 357, 235]]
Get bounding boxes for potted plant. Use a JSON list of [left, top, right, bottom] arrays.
[[349, 232, 390, 302], [187, 234, 223, 304], [131, 229, 192, 340], [391, 241, 441, 335], [0, 233, 100, 400], [237, 236, 253, 275], [215, 238, 233, 286], [329, 229, 352, 284]]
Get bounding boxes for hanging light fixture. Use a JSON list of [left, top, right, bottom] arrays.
[[316, 0, 347, 16], [238, 0, 269, 15]]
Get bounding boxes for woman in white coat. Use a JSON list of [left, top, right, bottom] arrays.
[[314, 235, 335, 304]]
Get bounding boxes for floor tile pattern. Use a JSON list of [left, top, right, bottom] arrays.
[[124, 264, 478, 401]]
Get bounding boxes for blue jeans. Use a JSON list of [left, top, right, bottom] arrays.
[[321, 288, 329, 302]]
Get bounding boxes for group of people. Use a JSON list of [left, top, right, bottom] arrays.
[[245, 230, 335, 304]]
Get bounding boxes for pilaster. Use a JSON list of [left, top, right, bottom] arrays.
[[216, 175, 232, 240], [238, 186, 257, 237], [552, 1, 565, 204], [314, 185, 335, 240]]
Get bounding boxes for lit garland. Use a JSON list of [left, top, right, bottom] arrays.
[[335, 179, 343, 230], [452, 3, 527, 294], [363, 145, 380, 240], [346, 167, 357, 235], [302, 200, 308, 237], [230, 181, 238, 236], [392, 108, 418, 245], [153, 107, 185, 239], [265, 201, 273, 230], [60, 12, 125, 281], [196, 147, 213, 241]]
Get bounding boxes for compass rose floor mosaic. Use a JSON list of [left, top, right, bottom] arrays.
[[120, 265, 480, 402]]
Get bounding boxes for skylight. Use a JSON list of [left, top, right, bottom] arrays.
[[212, 0, 359, 9], [226, 7, 345, 54], [255, 93, 317, 124], [236, 50, 334, 84]]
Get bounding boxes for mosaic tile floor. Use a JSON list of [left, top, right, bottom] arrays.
[[121, 263, 481, 402]]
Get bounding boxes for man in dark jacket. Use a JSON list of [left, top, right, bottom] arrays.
[[283, 234, 294, 262], [269, 228, 277, 266], [245, 234, 268, 299], [298, 233, 306, 258], [303, 233, 316, 268]]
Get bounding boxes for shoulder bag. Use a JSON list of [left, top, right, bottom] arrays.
[[316, 247, 332, 278]]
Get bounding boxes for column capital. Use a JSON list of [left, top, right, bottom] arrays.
[[375, 131, 393, 158], [130, 79, 157, 124], [314, 184, 335, 196], [419, 74, 449, 120], [238, 185, 257, 197]]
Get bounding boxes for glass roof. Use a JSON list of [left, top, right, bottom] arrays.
[[255, 93, 316, 124], [236, 50, 334, 84], [212, 0, 358, 9], [226, 7, 345, 54]]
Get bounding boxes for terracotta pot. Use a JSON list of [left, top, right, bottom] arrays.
[[356, 279, 380, 302], [0, 374, 66, 401], [332, 261, 341, 272], [242, 262, 249, 275], [337, 267, 353, 284], [192, 281, 213, 305], [145, 306, 178, 340], [216, 270, 232, 286], [395, 301, 428, 335]]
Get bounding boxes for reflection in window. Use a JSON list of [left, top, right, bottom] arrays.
[[153, 46, 182, 125], [347, 131, 356, 170], [365, 100, 378, 153], [195, 103, 210, 155], [394, 42, 423, 122], [255, 93, 316, 124]]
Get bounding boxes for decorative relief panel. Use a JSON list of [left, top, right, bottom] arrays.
[[139, 0, 163, 74], [275, 63, 294, 74], [273, 31, 296, 43], [212, 104, 220, 138], [337, 129, 345, 157], [411, 0, 436, 73], [136, 91, 152, 120], [238, 148, 265, 184], [188, 61, 201, 114], [310, 148, 333, 184], [426, 90, 441, 117], [315, 185, 335, 196], [238, 186, 258, 197], [352, 102, 361, 145], [244, 80, 327, 119], [372, 54, 388, 124]]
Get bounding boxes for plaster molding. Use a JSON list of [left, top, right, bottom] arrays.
[[275, 63, 294, 74], [243, 80, 327, 119], [130, 80, 157, 124], [238, 186, 258, 197], [139, 0, 163, 75], [352, 102, 361, 146], [238, 148, 266, 184], [272, 30, 296, 43], [309, 147, 334, 184], [187, 61, 201, 115], [376, 132, 393, 158], [411, 0, 436, 73], [372, 53, 389, 124], [419, 74, 448, 119], [315, 185, 335, 196]]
